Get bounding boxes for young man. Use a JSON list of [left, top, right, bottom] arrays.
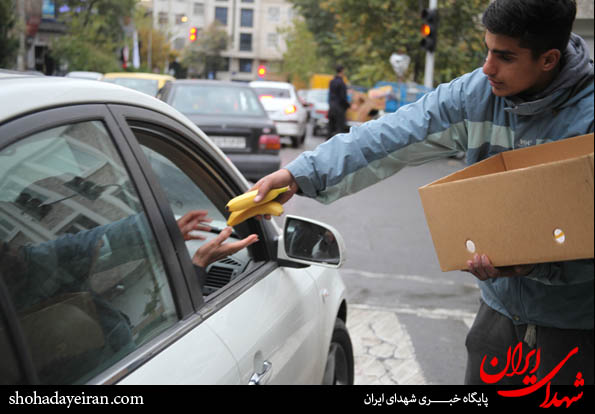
[[251, 0, 594, 384]]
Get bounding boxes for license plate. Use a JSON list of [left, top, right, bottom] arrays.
[[211, 136, 246, 149]]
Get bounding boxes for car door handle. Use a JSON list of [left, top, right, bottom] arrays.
[[248, 360, 272, 385]]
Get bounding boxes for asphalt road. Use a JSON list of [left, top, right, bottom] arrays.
[[275, 126, 481, 385]]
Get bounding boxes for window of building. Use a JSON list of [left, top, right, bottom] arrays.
[[215, 7, 228, 25], [239, 33, 252, 52], [193, 2, 204, 15], [267, 33, 278, 48], [158, 11, 168, 25], [239, 59, 253, 73], [268, 7, 280, 22], [240, 8, 254, 28]]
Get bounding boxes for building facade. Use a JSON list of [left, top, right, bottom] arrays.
[[147, 0, 296, 81]]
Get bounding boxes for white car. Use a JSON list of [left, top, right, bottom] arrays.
[[304, 88, 330, 137], [250, 81, 308, 148], [0, 73, 353, 385]]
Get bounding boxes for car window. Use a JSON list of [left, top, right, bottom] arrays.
[[131, 126, 260, 297], [252, 87, 291, 99], [103, 78, 159, 96], [0, 121, 177, 384], [170, 84, 266, 116]]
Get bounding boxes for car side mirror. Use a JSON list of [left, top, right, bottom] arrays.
[[277, 215, 345, 268]]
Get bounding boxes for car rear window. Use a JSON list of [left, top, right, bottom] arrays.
[[103, 78, 159, 96], [171, 85, 266, 116], [252, 87, 291, 99]]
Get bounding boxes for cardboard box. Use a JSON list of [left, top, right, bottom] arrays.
[[419, 133, 594, 271]]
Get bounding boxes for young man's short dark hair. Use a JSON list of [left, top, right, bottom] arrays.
[[482, 0, 577, 58]]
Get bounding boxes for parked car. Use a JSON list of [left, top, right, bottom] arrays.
[[102, 72, 175, 96], [0, 73, 353, 385], [158, 80, 281, 182], [65, 71, 103, 80], [303, 88, 330, 137], [249, 81, 308, 148]]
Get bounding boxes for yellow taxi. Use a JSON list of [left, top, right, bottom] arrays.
[[102, 72, 175, 96]]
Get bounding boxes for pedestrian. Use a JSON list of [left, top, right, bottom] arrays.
[[250, 0, 593, 385], [327, 64, 350, 139]]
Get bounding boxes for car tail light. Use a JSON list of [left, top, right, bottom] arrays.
[[259, 134, 281, 150], [284, 104, 297, 115], [259, 95, 274, 100], [315, 109, 328, 116]]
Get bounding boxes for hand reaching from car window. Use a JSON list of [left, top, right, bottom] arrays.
[[176, 210, 213, 241], [193, 227, 259, 268], [176, 210, 259, 268]]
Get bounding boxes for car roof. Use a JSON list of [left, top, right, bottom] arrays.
[[0, 74, 204, 140], [102, 72, 175, 81], [170, 79, 253, 88], [249, 80, 294, 89]]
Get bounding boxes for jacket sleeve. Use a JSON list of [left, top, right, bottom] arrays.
[[286, 74, 471, 204], [525, 259, 594, 286]]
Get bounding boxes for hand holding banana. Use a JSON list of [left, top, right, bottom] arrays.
[[226, 169, 299, 227], [226, 187, 288, 226]]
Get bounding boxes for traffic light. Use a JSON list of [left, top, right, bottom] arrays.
[[189, 27, 198, 42], [257, 64, 267, 78], [420, 8, 438, 53]]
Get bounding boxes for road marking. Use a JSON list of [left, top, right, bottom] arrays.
[[341, 267, 479, 289], [346, 303, 477, 385], [347, 305, 427, 385]]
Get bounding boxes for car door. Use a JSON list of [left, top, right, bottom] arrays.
[[109, 105, 327, 384], [0, 105, 239, 385]]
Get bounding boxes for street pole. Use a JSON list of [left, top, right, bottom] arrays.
[[424, 0, 437, 89], [17, 0, 26, 71]]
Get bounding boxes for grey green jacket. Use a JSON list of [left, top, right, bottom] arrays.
[[286, 33, 594, 329]]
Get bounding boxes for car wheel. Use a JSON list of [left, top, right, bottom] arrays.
[[322, 318, 354, 385], [291, 136, 299, 148]]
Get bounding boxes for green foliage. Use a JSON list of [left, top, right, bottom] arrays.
[[0, 0, 19, 68], [278, 18, 333, 86], [289, 0, 489, 88], [50, 0, 137, 72], [182, 21, 230, 78]]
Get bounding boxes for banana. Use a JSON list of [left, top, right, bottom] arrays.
[[226, 186, 289, 212], [227, 201, 284, 227]]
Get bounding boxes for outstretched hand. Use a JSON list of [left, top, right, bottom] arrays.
[[465, 254, 535, 281], [192, 227, 259, 268], [177, 210, 212, 241]]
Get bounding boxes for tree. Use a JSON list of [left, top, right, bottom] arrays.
[[182, 21, 229, 78], [49, 0, 137, 72], [278, 18, 333, 87], [133, 8, 172, 73], [0, 0, 19, 69], [289, 0, 489, 87]]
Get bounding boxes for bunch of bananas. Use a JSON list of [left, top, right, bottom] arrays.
[[226, 186, 289, 226]]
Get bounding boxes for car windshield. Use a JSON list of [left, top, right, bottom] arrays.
[[103, 78, 159, 96], [307, 89, 328, 103], [252, 87, 290, 99], [171, 84, 266, 116]]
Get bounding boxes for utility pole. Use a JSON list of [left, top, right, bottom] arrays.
[[17, 0, 26, 71], [423, 0, 438, 89]]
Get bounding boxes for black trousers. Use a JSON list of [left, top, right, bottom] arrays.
[[327, 106, 347, 140], [465, 300, 593, 385]]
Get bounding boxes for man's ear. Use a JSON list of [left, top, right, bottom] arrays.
[[541, 49, 562, 72]]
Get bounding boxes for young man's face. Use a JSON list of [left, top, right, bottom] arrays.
[[482, 31, 553, 97]]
